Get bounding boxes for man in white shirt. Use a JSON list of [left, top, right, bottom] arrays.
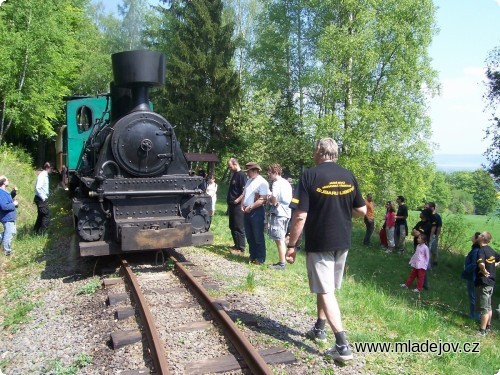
[[239, 162, 269, 265], [266, 163, 292, 270], [34, 162, 52, 235]]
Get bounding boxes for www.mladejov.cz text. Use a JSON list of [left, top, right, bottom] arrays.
[[354, 340, 480, 356]]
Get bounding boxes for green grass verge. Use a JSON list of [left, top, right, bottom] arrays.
[[206, 193, 500, 374]]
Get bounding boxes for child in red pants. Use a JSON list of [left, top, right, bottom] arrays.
[[401, 234, 429, 292]]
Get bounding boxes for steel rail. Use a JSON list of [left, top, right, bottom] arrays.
[[171, 255, 273, 375], [120, 259, 170, 375]]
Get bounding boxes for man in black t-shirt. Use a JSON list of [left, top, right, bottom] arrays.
[[425, 202, 442, 267], [394, 195, 408, 253], [411, 209, 433, 250], [475, 232, 500, 335], [286, 138, 366, 363], [227, 158, 247, 254]]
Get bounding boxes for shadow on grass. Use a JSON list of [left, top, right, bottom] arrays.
[[199, 243, 255, 265]]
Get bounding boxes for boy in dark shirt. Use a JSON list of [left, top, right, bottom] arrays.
[[475, 231, 500, 335]]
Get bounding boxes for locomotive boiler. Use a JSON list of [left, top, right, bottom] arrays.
[[58, 50, 213, 256]]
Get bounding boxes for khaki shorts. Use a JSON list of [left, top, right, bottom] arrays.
[[475, 285, 494, 315], [267, 215, 289, 240], [306, 250, 348, 294]]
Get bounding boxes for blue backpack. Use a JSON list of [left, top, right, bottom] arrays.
[[461, 247, 478, 280]]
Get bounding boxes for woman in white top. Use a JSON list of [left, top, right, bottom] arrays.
[[206, 174, 218, 216]]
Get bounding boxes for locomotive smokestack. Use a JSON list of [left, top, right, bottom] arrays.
[[111, 50, 166, 113]]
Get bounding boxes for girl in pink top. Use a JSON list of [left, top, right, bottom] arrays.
[[385, 201, 396, 252], [401, 234, 430, 292]]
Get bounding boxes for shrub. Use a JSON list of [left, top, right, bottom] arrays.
[[439, 213, 467, 252]]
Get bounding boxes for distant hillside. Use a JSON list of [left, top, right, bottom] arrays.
[[433, 154, 488, 173]]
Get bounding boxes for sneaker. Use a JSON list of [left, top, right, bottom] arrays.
[[411, 288, 420, 293], [400, 284, 408, 289], [325, 344, 353, 362], [477, 329, 487, 336], [5, 251, 11, 257], [305, 327, 327, 343], [485, 325, 492, 333], [269, 262, 285, 270], [249, 259, 262, 265]]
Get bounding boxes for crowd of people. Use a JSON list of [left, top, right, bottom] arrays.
[[363, 192, 499, 337], [223, 138, 366, 362], [220, 137, 498, 362], [1, 139, 498, 364]]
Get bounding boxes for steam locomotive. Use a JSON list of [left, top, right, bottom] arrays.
[[56, 50, 213, 256]]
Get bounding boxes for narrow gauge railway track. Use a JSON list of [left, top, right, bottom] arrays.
[[103, 253, 295, 374]]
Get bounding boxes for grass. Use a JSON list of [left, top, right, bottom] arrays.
[[75, 276, 101, 295], [1, 148, 499, 374], [0, 146, 94, 373], [204, 190, 500, 374], [42, 353, 93, 375]]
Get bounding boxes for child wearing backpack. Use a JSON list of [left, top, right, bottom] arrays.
[[462, 232, 481, 320]]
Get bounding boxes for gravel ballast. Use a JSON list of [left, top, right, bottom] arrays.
[[1, 235, 369, 374]]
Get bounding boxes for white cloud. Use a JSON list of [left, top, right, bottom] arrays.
[[495, 0, 500, 7], [439, 67, 487, 100], [429, 66, 492, 154]]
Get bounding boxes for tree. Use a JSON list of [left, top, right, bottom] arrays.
[[446, 171, 475, 196], [448, 189, 474, 215], [118, 0, 150, 50], [0, 0, 103, 149], [446, 170, 496, 215], [313, 0, 438, 206], [427, 171, 451, 210], [484, 46, 500, 180], [248, 0, 314, 177], [152, 0, 240, 156], [471, 169, 497, 215], [245, 0, 438, 199]]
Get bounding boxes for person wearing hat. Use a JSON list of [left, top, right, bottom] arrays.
[[227, 158, 247, 254], [0, 176, 19, 256], [238, 162, 269, 264]]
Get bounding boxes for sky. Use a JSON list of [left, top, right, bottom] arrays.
[[102, 0, 500, 158], [429, 0, 500, 155]]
